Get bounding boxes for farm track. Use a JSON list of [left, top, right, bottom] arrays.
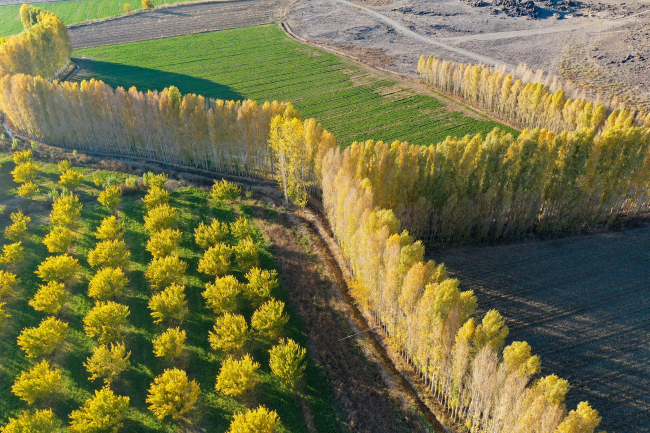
[[68, 0, 291, 49], [434, 228, 650, 433]]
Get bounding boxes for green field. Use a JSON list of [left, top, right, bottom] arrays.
[[73, 25, 514, 147], [0, 151, 342, 432], [0, 0, 199, 37]]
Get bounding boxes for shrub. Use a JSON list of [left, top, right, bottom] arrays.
[[87, 239, 131, 268], [13, 150, 33, 164], [0, 270, 19, 298], [202, 275, 241, 315], [269, 338, 306, 390], [58, 169, 84, 190], [234, 237, 259, 271], [251, 299, 288, 340], [145, 254, 187, 291], [215, 354, 260, 397], [11, 161, 38, 183], [148, 284, 188, 324], [146, 228, 181, 258], [16, 182, 39, 198], [51, 194, 82, 228], [11, 138, 20, 149], [198, 243, 232, 277], [0, 303, 11, 327], [35, 254, 80, 282], [11, 360, 62, 404], [143, 185, 169, 210], [244, 268, 278, 307], [4, 211, 30, 241], [94, 216, 125, 241], [88, 267, 128, 300], [83, 301, 130, 344], [57, 159, 71, 173], [228, 406, 281, 433], [98, 185, 122, 210], [142, 0, 153, 8], [143, 172, 168, 189], [43, 225, 76, 253], [144, 204, 179, 233], [17, 317, 68, 358], [230, 217, 254, 241], [1, 242, 24, 264], [194, 219, 229, 250], [123, 3, 131, 12], [84, 342, 131, 385], [152, 328, 186, 359], [1, 409, 58, 433], [208, 313, 248, 353], [146, 368, 200, 421], [68, 387, 129, 433], [29, 281, 68, 314], [211, 179, 240, 203]]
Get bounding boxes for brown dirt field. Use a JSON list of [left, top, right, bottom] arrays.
[[432, 228, 650, 433], [68, 0, 291, 49]]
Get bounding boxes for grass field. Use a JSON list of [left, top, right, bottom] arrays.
[[0, 0, 203, 37], [0, 150, 343, 432], [72, 24, 514, 147]]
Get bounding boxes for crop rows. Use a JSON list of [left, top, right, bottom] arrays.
[[73, 24, 512, 146]]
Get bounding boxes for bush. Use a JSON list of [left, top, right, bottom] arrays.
[[251, 299, 288, 340], [0, 270, 19, 298], [4, 211, 30, 241], [1, 409, 58, 433], [84, 342, 131, 385], [87, 239, 131, 268], [11, 360, 62, 404], [123, 3, 131, 12], [98, 185, 122, 210], [143, 172, 167, 188], [58, 169, 84, 190], [11, 161, 38, 184], [234, 237, 260, 271], [146, 368, 200, 421], [16, 181, 39, 198], [94, 215, 125, 241], [208, 313, 248, 353], [230, 217, 254, 241], [83, 301, 130, 344], [144, 204, 179, 232], [35, 254, 80, 282], [1, 241, 24, 264], [13, 150, 33, 164], [244, 268, 278, 307], [215, 354, 260, 397], [68, 387, 129, 433], [57, 159, 71, 173], [202, 275, 241, 315], [194, 219, 229, 250], [17, 317, 68, 358], [211, 179, 240, 203], [228, 406, 281, 433], [88, 267, 128, 300], [43, 225, 76, 253], [143, 185, 169, 210], [145, 255, 187, 291], [142, 0, 153, 8], [146, 228, 182, 258], [198, 243, 233, 277], [29, 281, 68, 314], [152, 328, 186, 359], [51, 194, 82, 228], [269, 338, 306, 390], [148, 284, 188, 324]]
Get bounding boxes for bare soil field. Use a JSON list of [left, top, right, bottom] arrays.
[[287, 0, 650, 108], [68, 0, 291, 49], [433, 227, 650, 433]]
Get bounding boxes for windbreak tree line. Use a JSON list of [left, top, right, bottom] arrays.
[[0, 5, 71, 79]]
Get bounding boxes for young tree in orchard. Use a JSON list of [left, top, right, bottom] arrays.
[[1, 242, 24, 265], [269, 339, 306, 390], [144, 204, 180, 232], [230, 217, 253, 242], [208, 313, 249, 352], [146, 368, 200, 421], [251, 299, 288, 340], [12, 161, 39, 184], [145, 255, 187, 291], [29, 281, 68, 314], [87, 239, 131, 268], [143, 186, 170, 210], [84, 342, 131, 385], [17, 182, 40, 198], [215, 354, 260, 397], [143, 172, 168, 189], [35, 254, 80, 282], [0, 409, 59, 433], [13, 150, 33, 165], [88, 267, 129, 301], [198, 243, 233, 277], [57, 159, 71, 173], [58, 169, 84, 191], [4, 211, 30, 241], [211, 179, 240, 203], [83, 301, 130, 344], [11, 360, 62, 404], [17, 317, 68, 358], [94, 216, 125, 241], [0, 270, 19, 298], [202, 275, 241, 315], [68, 387, 130, 433], [227, 406, 281, 433], [194, 219, 229, 250], [0, 303, 10, 327], [153, 328, 186, 360], [148, 284, 188, 324], [244, 268, 278, 307], [146, 228, 182, 258], [43, 226, 76, 253], [51, 194, 82, 228], [234, 237, 260, 271], [98, 185, 122, 211]]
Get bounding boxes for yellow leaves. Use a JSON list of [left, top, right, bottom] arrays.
[[143, 185, 169, 210], [87, 239, 131, 268], [13, 150, 33, 165], [94, 215, 125, 241], [29, 281, 68, 314], [144, 204, 179, 233], [16, 182, 40, 198], [198, 243, 233, 277], [88, 267, 128, 301], [148, 283, 188, 324], [11, 161, 38, 184], [58, 169, 84, 190], [11, 360, 62, 404], [268, 115, 310, 206], [84, 342, 131, 385], [43, 225, 76, 253], [216, 354, 260, 397], [83, 301, 130, 344], [143, 172, 168, 189], [211, 179, 240, 203], [145, 254, 187, 291], [35, 254, 80, 282], [51, 194, 82, 228], [146, 228, 181, 258], [228, 406, 281, 433], [251, 299, 288, 340], [152, 328, 186, 359], [98, 185, 122, 210], [208, 313, 248, 352], [243, 268, 278, 307], [268, 338, 306, 390], [0, 270, 19, 298], [536, 374, 570, 405], [554, 401, 601, 433], [502, 341, 541, 377], [194, 219, 229, 250], [0, 409, 57, 433], [17, 317, 68, 358], [473, 309, 509, 353], [0, 241, 24, 264], [234, 237, 260, 272], [146, 368, 199, 421], [203, 275, 241, 315], [69, 387, 130, 433]]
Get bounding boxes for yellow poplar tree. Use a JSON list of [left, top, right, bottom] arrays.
[[84, 342, 131, 385], [29, 281, 68, 314], [11, 360, 62, 404], [268, 338, 306, 390], [148, 283, 188, 324], [268, 115, 310, 206], [68, 387, 130, 433], [228, 406, 281, 433], [17, 317, 68, 358], [152, 328, 186, 359], [215, 354, 260, 397], [146, 368, 200, 421], [244, 268, 278, 306]]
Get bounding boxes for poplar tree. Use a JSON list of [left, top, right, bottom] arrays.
[[148, 284, 188, 324], [202, 275, 241, 315], [208, 313, 249, 352], [215, 354, 260, 397], [11, 360, 62, 404], [17, 317, 68, 358], [84, 342, 131, 385], [268, 339, 306, 390], [68, 387, 129, 433], [83, 301, 130, 344], [146, 369, 199, 421]]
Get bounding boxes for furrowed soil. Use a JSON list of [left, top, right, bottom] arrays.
[[433, 228, 650, 433], [72, 24, 512, 147]]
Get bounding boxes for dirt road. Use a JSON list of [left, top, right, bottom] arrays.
[[68, 0, 291, 49], [434, 227, 650, 433]]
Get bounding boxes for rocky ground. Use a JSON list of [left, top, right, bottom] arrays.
[[286, 0, 650, 109]]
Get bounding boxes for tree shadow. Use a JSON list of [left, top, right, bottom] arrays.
[[70, 59, 245, 102]]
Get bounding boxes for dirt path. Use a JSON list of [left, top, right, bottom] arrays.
[[433, 228, 650, 433], [68, 0, 291, 49]]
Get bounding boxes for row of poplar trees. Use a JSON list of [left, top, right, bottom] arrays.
[[418, 55, 650, 134], [0, 5, 71, 79]]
